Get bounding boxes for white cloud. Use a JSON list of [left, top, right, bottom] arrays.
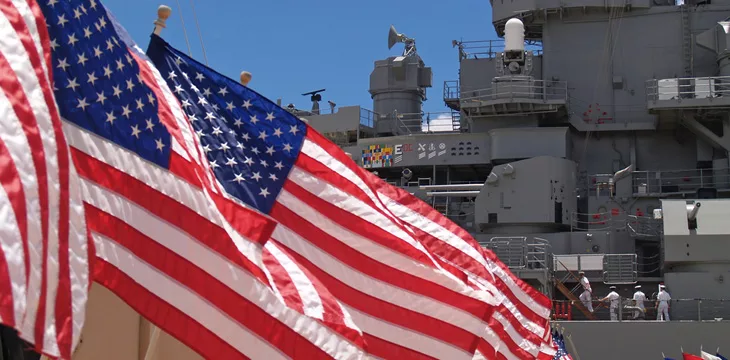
[[422, 113, 458, 132]]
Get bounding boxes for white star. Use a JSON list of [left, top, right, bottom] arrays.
[[283, 143, 293, 152], [202, 144, 211, 153], [76, 97, 89, 111], [260, 159, 269, 167], [268, 173, 279, 181], [66, 77, 79, 91], [145, 119, 155, 131], [212, 103, 219, 111], [125, 53, 134, 64], [103, 65, 112, 78], [182, 72, 189, 80], [233, 173, 245, 184], [155, 138, 165, 151], [211, 127, 223, 136], [251, 172, 262, 181], [195, 73, 204, 81], [251, 147, 260, 155], [174, 56, 183, 65], [57, 14, 68, 27], [96, 91, 106, 104], [190, 84, 199, 93], [167, 71, 177, 80], [226, 102, 235, 111], [250, 115, 258, 124], [243, 157, 254, 166], [115, 59, 125, 72], [195, 129, 204, 138], [77, 52, 88, 66], [56, 58, 69, 71], [89, 0, 97, 9], [274, 161, 284, 170], [87, 72, 98, 85], [98, 17, 107, 29], [219, 142, 230, 152], [47, 0, 58, 6], [242, 100, 252, 109], [126, 79, 135, 92], [73, 7, 83, 19], [83, 27, 93, 39], [105, 39, 114, 52], [258, 130, 268, 140], [233, 118, 243, 127], [112, 85, 122, 98], [181, 99, 191, 108], [266, 146, 275, 155], [105, 111, 116, 124], [147, 93, 156, 104], [225, 157, 237, 167], [49, 38, 59, 51], [188, 114, 198, 122], [273, 128, 283, 137], [131, 125, 141, 138], [241, 133, 251, 141], [259, 187, 270, 197], [266, 112, 275, 121], [236, 142, 245, 150], [197, 96, 208, 105], [135, 98, 145, 110], [218, 87, 229, 96], [93, 46, 103, 58], [205, 112, 216, 121], [121, 105, 132, 118], [202, 88, 212, 97], [289, 125, 299, 135]]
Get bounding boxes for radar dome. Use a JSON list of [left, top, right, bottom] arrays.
[[504, 18, 525, 52]]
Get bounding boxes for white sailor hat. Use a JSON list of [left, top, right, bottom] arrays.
[[609, 286, 616, 290], [659, 284, 665, 288], [634, 285, 642, 289]]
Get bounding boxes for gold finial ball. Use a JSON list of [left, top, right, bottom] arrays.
[[240, 71, 252, 86], [157, 5, 172, 20]]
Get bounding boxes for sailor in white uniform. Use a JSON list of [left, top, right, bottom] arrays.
[[578, 271, 593, 313], [600, 286, 621, 320], [656, 285, 671, 321], [632, 285, 646, 319]]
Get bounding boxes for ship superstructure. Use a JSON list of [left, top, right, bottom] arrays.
[[298, 1, 730, 357]]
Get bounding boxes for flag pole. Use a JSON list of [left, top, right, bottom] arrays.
[[564, 332, 582, 360], [662, 352, 666, 359], [143, 6, 171, 359]]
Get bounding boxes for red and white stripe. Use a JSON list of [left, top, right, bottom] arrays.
[[55, 33, 368, 359], [359, 169, 558, 359], [255, 128, 506, 360], [0, 0, 90, 358]]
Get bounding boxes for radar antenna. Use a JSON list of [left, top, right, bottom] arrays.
[[388, 25, 417, 57], [302, 89, 326, 115]]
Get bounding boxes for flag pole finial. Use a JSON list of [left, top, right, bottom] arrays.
[[153, 5, 172, 35], [240, 71, 252, 86]]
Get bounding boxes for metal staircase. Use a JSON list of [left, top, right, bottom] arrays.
[[553, 260, 598, 320], [451, 110, 461, 131], [680, 5, 693, 76]]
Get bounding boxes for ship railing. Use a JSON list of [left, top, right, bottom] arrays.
[[646, 75, 730, 102], [481, 236, 552, 271], [552, 298, 730, 322], [359, 107, 377, 128], [452, 39, 543, 60], [444, 80, 460, 101], [632, 167, 730, 196], [392, 111, 462, 133], [459, 80, 569, 103], [625, 214, 663, 238], [570, 209, 664, 239]]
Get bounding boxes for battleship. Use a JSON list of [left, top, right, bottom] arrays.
[[287, 2, 730, 359]]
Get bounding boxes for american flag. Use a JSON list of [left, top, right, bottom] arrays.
[[38, 0, 366, 359], [552, 332, 573, 360], [0, 0, 91, 358], [147, 20, 556, 360]]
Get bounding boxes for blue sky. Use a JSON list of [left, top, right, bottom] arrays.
[[104, 0, 498, 116]]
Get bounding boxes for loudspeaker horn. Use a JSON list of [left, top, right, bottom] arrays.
[[388, 25, 401, 49]]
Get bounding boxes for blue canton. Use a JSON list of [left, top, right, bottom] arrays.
[[146, 35, 307, 214], [39, 0, 172, 167], [553, 332, 572, 360]]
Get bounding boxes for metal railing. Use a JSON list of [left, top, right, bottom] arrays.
[[459, 79, 569, 103], [481, 236, 552, 271], [359, 107, 377, 128], [646, 75, 730, 103], [602, 254, 638, 284], [444, 80, 460, 101], [632, 167, 730, 196], [388, 111, 462, 133], [452, 39, 543, 60], [553, 298, 730, 322]]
